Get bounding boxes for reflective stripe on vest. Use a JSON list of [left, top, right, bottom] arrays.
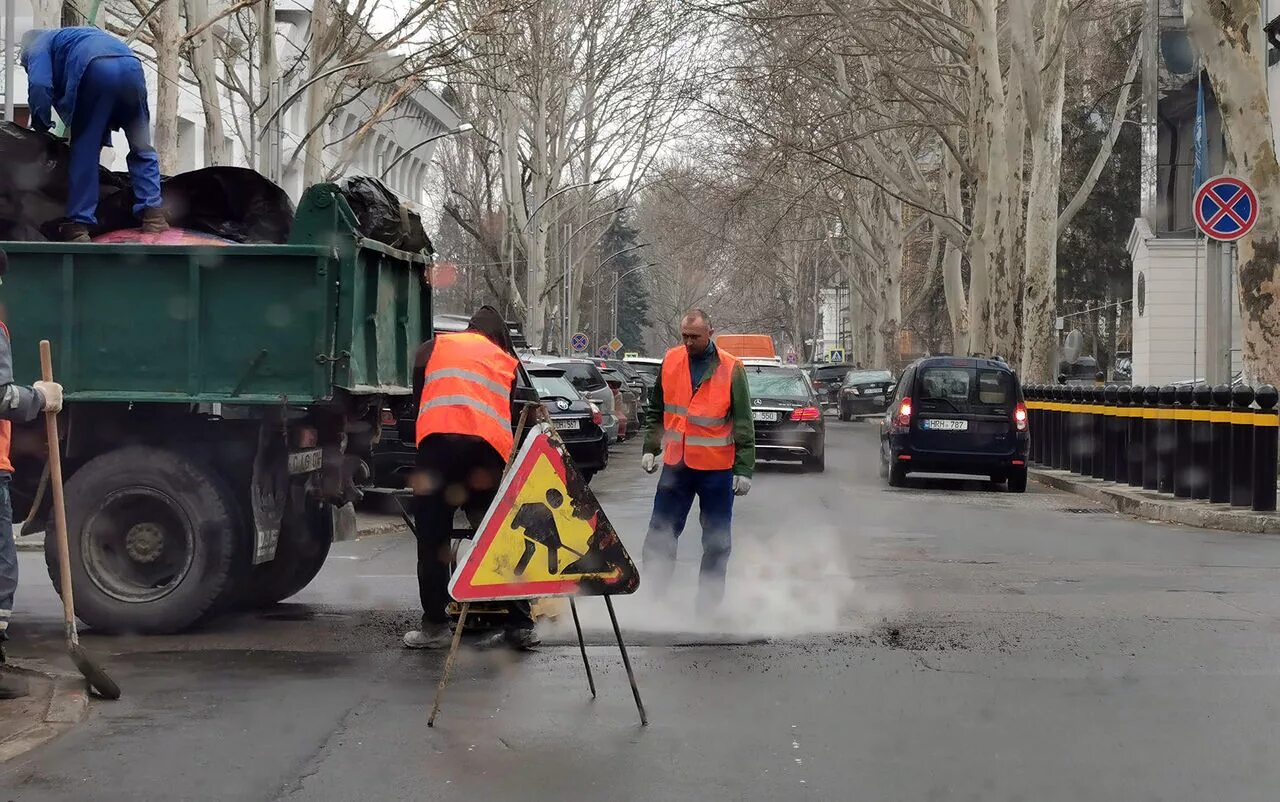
[[0, 322, 14, 473], [415, 332, 518, 458], [659, 345, 738, 470]]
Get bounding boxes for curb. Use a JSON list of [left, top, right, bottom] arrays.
[[1030, 468, 1280, 534], [0, 660, 89, 762]]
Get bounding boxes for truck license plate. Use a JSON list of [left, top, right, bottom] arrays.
[[287, 448, 323, 474], [923, 419, 968, 431], [554, 418, 581, 431], [753, 410, 779, 422]]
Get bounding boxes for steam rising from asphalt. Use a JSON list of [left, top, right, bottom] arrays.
[[555, 523, 896, 639]]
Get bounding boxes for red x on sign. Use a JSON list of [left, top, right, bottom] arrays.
[[1194, 176, 1259, 242]]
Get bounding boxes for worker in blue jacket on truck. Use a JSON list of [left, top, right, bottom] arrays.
[[20, 27, 168, 242]]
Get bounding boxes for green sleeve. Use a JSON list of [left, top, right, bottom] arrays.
[[730, 363, 756, 477], [643, 366, 666, 455]]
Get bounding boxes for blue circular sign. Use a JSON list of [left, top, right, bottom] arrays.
[[571, 332, 589, 352], [597, 345, 614, 358], [1194, 176, 1259, 242]]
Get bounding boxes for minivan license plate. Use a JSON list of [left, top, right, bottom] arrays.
[[923, 419, 968, 431]]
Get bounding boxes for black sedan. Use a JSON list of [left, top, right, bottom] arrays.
[[527, 366, 609, 482], [807, 363, 850, 409], [745, 363, 826, 472], [838, 369, 895, 420]]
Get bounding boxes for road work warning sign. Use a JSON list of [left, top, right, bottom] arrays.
[[449, 422, 639, 602]]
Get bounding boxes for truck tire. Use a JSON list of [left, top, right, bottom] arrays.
[[241, 500, 333, 608], [44, 446, 245, 635]]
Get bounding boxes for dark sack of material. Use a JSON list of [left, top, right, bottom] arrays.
[[338, 175, 431, 253], [93, 166, 295, 243], [0, 122, 130, 240]]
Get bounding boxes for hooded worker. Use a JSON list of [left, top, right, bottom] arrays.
[[402, 306, 539, 651], [20, 27, 168, 242]]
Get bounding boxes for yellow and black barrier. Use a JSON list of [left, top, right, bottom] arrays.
[[1023, 382, 1280, 513]]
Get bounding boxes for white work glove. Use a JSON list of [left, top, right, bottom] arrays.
[[33, 381, 62, 413], [641, 452, 659, 473], [732, 475, 751, 496]]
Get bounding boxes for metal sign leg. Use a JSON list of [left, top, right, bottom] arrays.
[[427, 602, 470, 727], [604, 595, 647, 726], [569, 597, 596, 698]]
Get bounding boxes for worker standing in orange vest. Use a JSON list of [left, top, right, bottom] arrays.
[[401, 306, 539, 651], [0, 250, 64, 697], [640, 309, 755, 613]]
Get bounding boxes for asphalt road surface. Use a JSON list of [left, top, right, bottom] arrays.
[[4, 420, 1280, 800]]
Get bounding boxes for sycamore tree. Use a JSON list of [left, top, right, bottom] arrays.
[[1183, 0, 1280, 384]]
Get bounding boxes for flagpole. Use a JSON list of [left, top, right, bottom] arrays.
[[1192, 65, 1206, 382]]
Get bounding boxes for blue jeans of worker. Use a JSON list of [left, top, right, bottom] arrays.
[[0, 476, 16, 639], [68, 56, 162, 225], [642, 463, 734, 609]]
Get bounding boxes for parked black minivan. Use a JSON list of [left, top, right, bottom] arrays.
[[879, 357, 1029, 491]]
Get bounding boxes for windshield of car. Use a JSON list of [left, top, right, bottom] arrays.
[[917, 366, 1015, 412], [529, 371, 579, 400], [846, 370, 893, 384], [607, 360, 641, 380], [626, 361, 661, 378], [811, 365, 849, 381], [550, 361, 607, 392], [747, 368, 811, 399]]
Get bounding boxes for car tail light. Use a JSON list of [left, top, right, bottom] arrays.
[[380, 407, 396, 426], [790, 406, 822, 421], [1014, 401, 1028, 432], [894, 397, 912, 428], [590, 402, 603, 426]]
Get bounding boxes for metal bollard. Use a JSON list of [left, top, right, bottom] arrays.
[[1055, 384, 1069, 470], [1064, 386, 1085, 473], [1191, 384, 1213, 499], [1251, 385, 1278, 513], [1101, 384, 1119, 482], [1209, 384, 1233, 503], [1142, 385, 1160, 490], [1090, 386, 1107, 480], [1157, 385, 1177, 494], [1230, 384, 1255, 507], [1113, 385, 1130, 484], [1126, 385, 1144, 488], [1173, 385, 1194, 498]]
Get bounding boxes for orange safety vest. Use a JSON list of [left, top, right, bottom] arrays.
[[415, 331, 518, 458], [660, 345, 738, 470], [0, 323, 13, 473]]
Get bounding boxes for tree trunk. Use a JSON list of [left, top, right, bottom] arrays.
[[302, 0, 334, 186], [1019, 51, 1066, 381], [966, 0, 1007, 357], [1184, 0, 1280, 383], [994, 64, 1027, 361], [880, 198, 904, 368], [941, 141, 969, 351], [184, 0, 226, 165], [256, 0, 277, 174], [151, 0, 182, 174]]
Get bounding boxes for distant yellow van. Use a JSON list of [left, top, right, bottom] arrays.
[[716, 334, 777, 360]]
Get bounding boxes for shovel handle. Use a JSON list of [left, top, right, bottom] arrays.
[[38, 341, 76, 634]]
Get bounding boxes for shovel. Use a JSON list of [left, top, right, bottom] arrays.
[[39, 340, 119, 700]]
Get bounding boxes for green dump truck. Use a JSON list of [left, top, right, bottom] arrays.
[[0, 184, 430, 634]]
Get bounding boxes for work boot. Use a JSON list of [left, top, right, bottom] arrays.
[[58, 221, 90, 243], [476, 627, 541, 651], [403, 624, 452, 649], [140, 206, 169, 234]]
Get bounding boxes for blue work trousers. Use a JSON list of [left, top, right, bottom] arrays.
[[642, 463, 734, 610], [68, 56, 162, 225], [0, 476, 15, 636]]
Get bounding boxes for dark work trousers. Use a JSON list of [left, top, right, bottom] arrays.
[[641, 462, 734, 610], [415, 433, 534, 629]]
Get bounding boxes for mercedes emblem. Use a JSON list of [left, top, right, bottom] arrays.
[[556, 398, 570, 410], [753, 399, 762, 405]]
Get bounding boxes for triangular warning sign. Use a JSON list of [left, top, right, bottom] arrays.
[[449, 422, 640, 602]]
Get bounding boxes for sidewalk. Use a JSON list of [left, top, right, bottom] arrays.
[[1031, 468, 1280, 534], [0, 660, 89, 763]]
